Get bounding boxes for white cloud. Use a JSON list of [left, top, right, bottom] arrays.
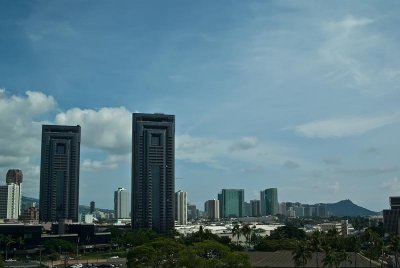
[[81, 154, 130, 172], [295, 114, 400, 138], [229, 136, 258, 151], [0, 89, 56, 197], [55, 107, 132, 154], [320, 15, 400, 95]]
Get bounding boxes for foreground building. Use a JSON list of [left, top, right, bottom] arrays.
[[383, 196, 400, 235], [39, 125, 81, 222], [132, 113, 175, 233]]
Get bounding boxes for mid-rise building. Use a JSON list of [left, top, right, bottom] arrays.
[[204, 199, 220, 220], [114, 188, 130, 219], [22, 206, 39, 221], [0, 183, 21, 220], [131, 113, 175, 233], [220, 189, 244, 218], [39, 125, 81, 222], [250, 200, 261, 217], [175, 190, 187, 225], [260, 188, 279, 216], [6, 169, 23, 216], [187, 204, 198, 220]]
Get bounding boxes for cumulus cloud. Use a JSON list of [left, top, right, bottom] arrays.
[[229, 137, 258, 151], [176, 134, 226, 169], [0, 89, 57, 196], [55, 107, 132, 154], [295, 114, 400, 138]]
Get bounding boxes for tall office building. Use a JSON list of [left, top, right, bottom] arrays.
[[114, 188, 130, 219], [250, 200, 261, 217], [220, 189, 244, 218], [132, 113, 175, 233], [0, 183, 20, 219], [260, 188, 279, 216], [39, 125, 81, 222], [204, 199, 220, 220], [175, 190, 187, 225]]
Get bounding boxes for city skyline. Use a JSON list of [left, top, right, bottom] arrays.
[[0, 1, 399, 211]]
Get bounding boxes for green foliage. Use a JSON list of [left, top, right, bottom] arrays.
[[44, 238, 75, 253], [270, 225, 306, 240], [181, 227, 231, 246], [124, 228, 159, 247], [126, 237, 251, 268], [127, 245, 157, 268]]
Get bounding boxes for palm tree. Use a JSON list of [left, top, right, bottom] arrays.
[[241, 224, 252, 248], [310, 231, 323, 268], [322, 246, 337, 268], [232, 224, 241, 246], [292, 240, 312, 268]]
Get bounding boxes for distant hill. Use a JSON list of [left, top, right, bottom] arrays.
[[326, 199, 379, 217], [21, 196, 113, 214]]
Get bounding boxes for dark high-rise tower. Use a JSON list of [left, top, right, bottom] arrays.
[[90, 201, 95, 214], [39, 125, 81, 222], [132, 113, 175, 233]]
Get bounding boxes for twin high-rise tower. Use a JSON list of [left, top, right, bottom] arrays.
[[39, 125, 81, 222], [39, 114, 175, 233], [131, 113, 175, 233]]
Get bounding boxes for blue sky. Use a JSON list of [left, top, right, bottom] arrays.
[[1, 1, 399, 211]]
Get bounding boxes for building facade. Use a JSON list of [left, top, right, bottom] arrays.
[[220, 189, 244, 218], [187, 204, 198, 221], [260, 188, 279, 216], [39, 125, 81, 222], [132, 113, 175, 233], [250, 200, 261, 217], [384, 196, 400, 235], [0, 183, 20, 219], [204, 199, 220, 220], [114, 188, 130, 219], [175, 190, 187, 225]]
